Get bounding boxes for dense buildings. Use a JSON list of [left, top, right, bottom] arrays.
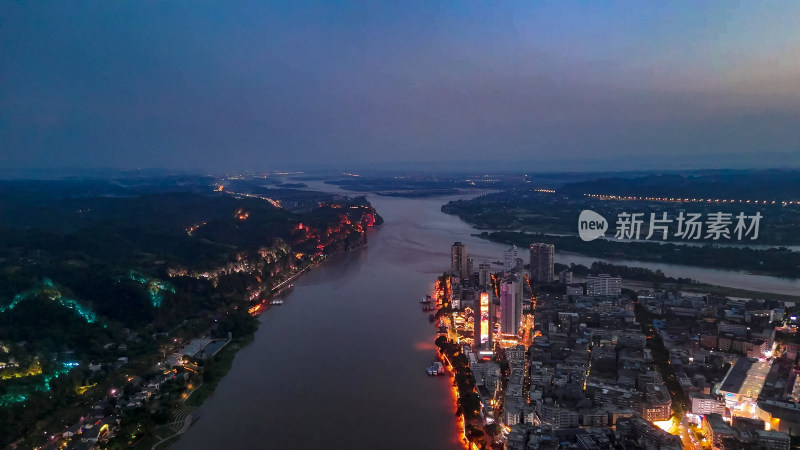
[[438, 241, 795, 450], [536, 400, 579, 428], [529, 243, 554, 284], [617, 417, 682, 449]]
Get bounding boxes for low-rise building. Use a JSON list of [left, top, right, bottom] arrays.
[[690, 393, 725, 415], [617, 416, 681, 449], [702, 413, 738, 448], [640, 384, 672, 421], [586, 274, 621, 297], [536, 400, 579, 429]]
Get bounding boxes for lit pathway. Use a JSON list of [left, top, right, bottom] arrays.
[[152, 407, 195, 450]]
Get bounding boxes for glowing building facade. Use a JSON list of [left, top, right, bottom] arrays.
[[500, 276, 522, 336], [478, 291, 491, 349]]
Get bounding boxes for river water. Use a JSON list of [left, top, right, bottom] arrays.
[[174, 188, 798, 450]]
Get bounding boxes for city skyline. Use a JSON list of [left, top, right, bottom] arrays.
[[2, 3, 800, 448]]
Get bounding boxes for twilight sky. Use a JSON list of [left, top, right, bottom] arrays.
[[2, 1, 799, 172]]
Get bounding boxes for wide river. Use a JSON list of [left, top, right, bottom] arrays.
[[174, 188, 798, 450]]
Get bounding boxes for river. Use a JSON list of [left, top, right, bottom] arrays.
[[173, 194, 472, 449], [174, 187, 798, 450]]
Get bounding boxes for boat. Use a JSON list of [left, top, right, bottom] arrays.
[[426, 361, 445, 376], [270, 299, 284, 305]]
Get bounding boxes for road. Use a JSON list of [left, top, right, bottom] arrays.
[[678, 418, 701, 450]]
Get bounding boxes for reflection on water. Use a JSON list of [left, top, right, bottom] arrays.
[[370, 193, 798, 296], [175, 195, 466, 450], [175, 184, 797, 450], [296, 246, 369, 287]]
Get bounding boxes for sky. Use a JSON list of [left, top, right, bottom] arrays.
[[1, 1, 799, 173]]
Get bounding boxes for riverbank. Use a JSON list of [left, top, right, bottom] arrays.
[[183, 334, 253, 408], [477, 230, 800, 279], [110, 238, 372, 450], [606, 278, 800, 302], [182, 249, 351, 407], [161, 185, 796, 450], [562, 262, 800, 302], [171, 192, 466, 450], [671, 283, 800, 302]]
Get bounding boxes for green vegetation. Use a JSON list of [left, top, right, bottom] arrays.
[[555, 261, 694, 284], [553, 261, 800, 301], [186, 332, 253, 407], [441, 183, 800, 278], [675, 283, 800, 302], [558, 171, 800, 204], [324, 174, 524, 196], [0, 177, 381, 447], [444, 173, 800, 245], [435, 338, 482, 424]]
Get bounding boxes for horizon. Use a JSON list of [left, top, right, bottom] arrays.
[[2, 1, 800, 172], [3, 164, 800, 181]]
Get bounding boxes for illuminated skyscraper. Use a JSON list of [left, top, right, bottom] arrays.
[[499, 275, 522, 335], [451, 242, 468, 279], [529, 243, 554, 284], [475, 291, 492, 350]]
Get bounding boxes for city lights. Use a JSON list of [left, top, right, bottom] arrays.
[[479, 292, 489, 346], [584, 193, 799, 206]]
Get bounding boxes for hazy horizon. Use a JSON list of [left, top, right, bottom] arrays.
[[2, 1, 799, 172]]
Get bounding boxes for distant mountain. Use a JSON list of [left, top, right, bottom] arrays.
[[557, 170, 800, 200]]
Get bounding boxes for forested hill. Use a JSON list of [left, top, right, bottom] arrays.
[[0, 177, 381, 445], [0, 178, 380, 327], [557, 170, 800, 200]]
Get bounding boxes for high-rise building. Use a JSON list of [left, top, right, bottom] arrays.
[[529, 243, 554, 284], [451, 242, 468, 279], [500, 275, 522, 335], [586, 274, 622, 296], [503, 246, 517, 272], [476, 291, 492, 349], [478, 262, 492, 287]]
